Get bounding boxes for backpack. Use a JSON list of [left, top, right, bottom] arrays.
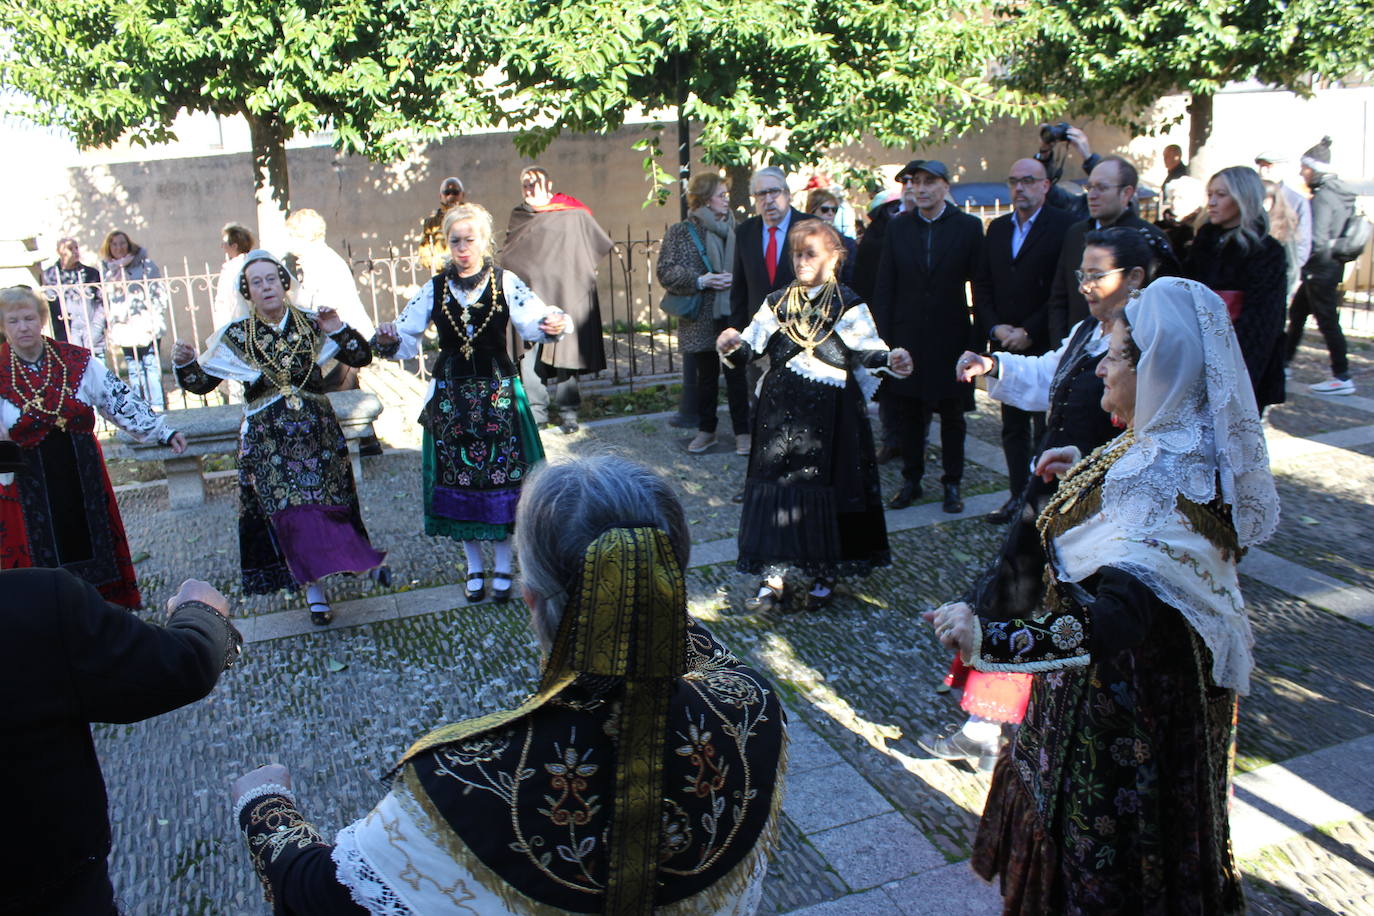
[[1331, 208, 1373, 263]]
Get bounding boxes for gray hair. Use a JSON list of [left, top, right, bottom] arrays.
[[516, 456, 690, 651], [750, 166, 788, 193], [1209, 166, 1269, 254]]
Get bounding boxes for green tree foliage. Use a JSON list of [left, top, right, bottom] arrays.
[[998, 0, 1374, 153], [0, 0, 503, 232], [491, 0, 1049, 199]]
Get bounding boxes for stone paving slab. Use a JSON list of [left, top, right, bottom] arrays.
[[1243, 549, 1374, 626], [881, 862, 1002, 915], [783, 886, 899, 916], [808, 811, 945, 891], [784, 762, 895, 834]]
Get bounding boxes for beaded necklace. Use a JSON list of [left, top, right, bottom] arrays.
[[244, 305, 316, 411], [8, 339, 72, 430], [438, 272, 503, 360], [777, 279, 840, 355], [1035, 429, 1136, 546]]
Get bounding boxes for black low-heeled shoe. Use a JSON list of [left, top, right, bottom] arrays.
[[309, 602, 334, 626], [490, 571, 514, 601], [743, 581, 785, 613], [806, 578, 836, 612], [465, 573, 486, 603], [370, 565, 393, 588]]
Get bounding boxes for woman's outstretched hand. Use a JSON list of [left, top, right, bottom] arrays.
[[716, 328, 742, 354], [1033, 446, 1082, 482], [887, 348, 913, 377]]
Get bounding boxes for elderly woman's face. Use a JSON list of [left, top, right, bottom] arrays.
[[107, 233, 130, 259], [3, 301, 45, 357], [707, 183, 730, 218], [448, 220, 488, 275], [1096, 321, 1138, 425], [244, 260, 286, 316]]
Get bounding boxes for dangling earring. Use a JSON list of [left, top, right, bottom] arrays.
[[1128, 287, 1142, 300]]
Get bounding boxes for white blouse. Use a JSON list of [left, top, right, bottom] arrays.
[[984, 319, 1106, 413], [0, 356, 172, 444], [386, 270, 566, 404], [179, 309, 348, 418]]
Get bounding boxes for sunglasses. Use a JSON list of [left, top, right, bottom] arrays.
[[816, 205, 837, 214]]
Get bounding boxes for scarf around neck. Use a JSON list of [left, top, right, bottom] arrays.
[[690, 207, 735, 319]]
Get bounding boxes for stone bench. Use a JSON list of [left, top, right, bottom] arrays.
[[121, 390, 384, 508]]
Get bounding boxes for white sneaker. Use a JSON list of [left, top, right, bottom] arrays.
[[687, 431, 718, 453], [1309, 377, 1355, 395], [735, 433, 752, 456]]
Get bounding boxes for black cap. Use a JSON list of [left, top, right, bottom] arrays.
[[895, 159, 950, 183]]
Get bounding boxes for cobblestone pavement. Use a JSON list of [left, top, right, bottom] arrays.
[[92, 331, 1373, 913]]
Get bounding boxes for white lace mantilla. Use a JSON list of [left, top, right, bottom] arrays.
[[330, 776, 770, 914], [737, 296, 890, 400], [1054, 507, 1254, 694], [1111, 278, 1280, 547]]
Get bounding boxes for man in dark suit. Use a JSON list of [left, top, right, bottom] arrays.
[[1046, 155, 1175, 343], [730, 166, 815, 331], [727, 167, 814, 499], [2, 524, 240, 916], [972, 158, 1074, 523], [872, 159, 984, 514]]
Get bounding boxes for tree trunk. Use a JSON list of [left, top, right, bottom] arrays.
[[1187, 92, 1213, 161], [246, 110, 291, 253], [676, 59, 690, 222], [726, 163, 752, 217]]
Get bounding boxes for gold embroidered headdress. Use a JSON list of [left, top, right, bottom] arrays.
[[400, 523, 687, 914]]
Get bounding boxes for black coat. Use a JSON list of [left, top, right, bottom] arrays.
[[0, 564, 236, 914], [1185, 223, 1289, 408], [850, 210, 892, 302], [871, 206, 984, 403], [971, 206, 1075, 357], [1047, 213, 1176, 343], [729, 208, 815, 327]]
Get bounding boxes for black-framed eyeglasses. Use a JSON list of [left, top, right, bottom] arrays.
[[751, 187, 785, 200], [1084, 182, 1123, 194], [1006, 176, 1046, 188]]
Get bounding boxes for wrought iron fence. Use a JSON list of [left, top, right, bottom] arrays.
[[35, 209, 1374, 416]]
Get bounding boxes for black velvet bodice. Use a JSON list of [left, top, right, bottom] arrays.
[[430, 270, 516, 379]]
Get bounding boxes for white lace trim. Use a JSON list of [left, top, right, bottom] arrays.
[[232, 782, 295, 818], [737, 298, 890, 401], [332, 819, 416, 916], [1112, 278, 1279, 548], [1054, 508, 1254, 693]]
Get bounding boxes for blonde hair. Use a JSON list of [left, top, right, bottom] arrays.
[[686, 172, 727, 211], [285, 209, 327, 243], [99, 229, 137, 261], [441, 203, 497, 262], [0, 287, 50, 332]]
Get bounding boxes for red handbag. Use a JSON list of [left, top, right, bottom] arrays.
[[1215, 289, 1244, 321]]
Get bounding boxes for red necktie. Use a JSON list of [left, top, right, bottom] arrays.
[[765, 226, 778, 285]]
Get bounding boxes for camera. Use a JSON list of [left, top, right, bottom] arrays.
[[1040, 122, 1071, 144]]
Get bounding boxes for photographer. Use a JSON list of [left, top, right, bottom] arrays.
[[1035, 122, 1100, 220]]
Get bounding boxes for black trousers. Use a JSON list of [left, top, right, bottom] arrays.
[[1285, 277, 1349, 379], [675, 350, 699, 421], [696, 353, 749, 434], [892, 394, 965, 485], [1000, 404, 1047, 496], [877, 389, 900, 448]]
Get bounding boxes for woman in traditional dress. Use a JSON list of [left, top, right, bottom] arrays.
[[172, 250, 386, 625], [928, 277, 1279, 913], [923, 227, 1164, 772], [717, 220, 912, 613], [0, 286, 186, 608], [230, 456, 787, 915], [100, 229, 168, 410], [374, 203, 566, 603]]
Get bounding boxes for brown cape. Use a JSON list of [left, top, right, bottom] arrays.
[[504, 205, 612, 372]]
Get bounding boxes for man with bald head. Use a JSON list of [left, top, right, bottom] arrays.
[[971, 158, 1075, 522]]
